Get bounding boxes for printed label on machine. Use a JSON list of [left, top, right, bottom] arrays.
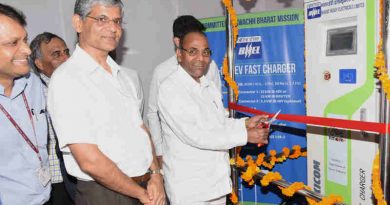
[[307, 2, 321, 19], [327, 114, 348, 186]]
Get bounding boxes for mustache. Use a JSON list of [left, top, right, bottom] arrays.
[[193, 61, 209, 67]]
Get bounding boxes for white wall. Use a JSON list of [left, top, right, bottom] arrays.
[[0, 0, 67, 43], [0, 0, 303, 116]]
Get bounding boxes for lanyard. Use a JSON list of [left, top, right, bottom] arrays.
[[0, 92, 42, 162]]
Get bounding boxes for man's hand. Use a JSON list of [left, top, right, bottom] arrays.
[[68, 144, 152, 200], [245, 115, 268, 129], [136, 188, 152, 204], [146, 174, 165, 205], [247, 127, 269, 144]]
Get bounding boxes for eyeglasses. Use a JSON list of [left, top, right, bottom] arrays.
[[86, 15, 124, 27], [180, 47, 212, 57]]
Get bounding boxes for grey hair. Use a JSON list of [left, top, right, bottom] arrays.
[[29, 32, 64, 72], [30, 32, 64, 62], [74, 0, 123, 19]]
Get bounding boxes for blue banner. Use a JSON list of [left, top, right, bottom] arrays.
[[202, 9, 306, 204]]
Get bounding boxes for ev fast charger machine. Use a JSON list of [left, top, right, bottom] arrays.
[[305, 0, 379, 204]]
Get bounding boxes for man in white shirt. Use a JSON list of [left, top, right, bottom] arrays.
[[48, 0, 165, 204], [147, 15, 221, 165], [157, 30, 269, 205]]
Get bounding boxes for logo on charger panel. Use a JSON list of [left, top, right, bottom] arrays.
[[307, 6, 321, 19], [236, 36, 262, 60], [339, 69, 356, 84]]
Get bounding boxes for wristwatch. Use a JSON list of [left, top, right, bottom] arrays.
[[148, 168, 164, 176]]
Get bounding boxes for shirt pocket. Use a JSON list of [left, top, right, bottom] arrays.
[[35, 109, 48, 149]]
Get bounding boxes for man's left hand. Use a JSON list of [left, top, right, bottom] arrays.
[[147, 174, 166, 205]]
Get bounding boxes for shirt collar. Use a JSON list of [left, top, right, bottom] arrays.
[[73, 44, 121, 76], [0, 74, 28, 98], [39, 73, 50, 87], [107, 55, 121, 77], [176, 64, 210, 92]]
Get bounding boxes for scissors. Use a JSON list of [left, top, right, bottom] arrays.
[[257, 109, 281, 147], [268, 109, 281, 125]]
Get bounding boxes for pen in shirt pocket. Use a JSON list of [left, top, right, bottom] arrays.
[[31, 109, 46, 121], [39, 109, 46, 114], [31, 109, 38, 121]]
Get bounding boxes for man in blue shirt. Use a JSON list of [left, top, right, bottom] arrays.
[[0, 3, 50, 205]]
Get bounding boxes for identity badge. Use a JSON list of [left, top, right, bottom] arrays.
[[38, 166, 51, 187]]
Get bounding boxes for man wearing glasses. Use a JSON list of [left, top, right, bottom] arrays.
[[47, 0, 165, 204], [147, 15, 221, 167], [157, 30, 270, 205]]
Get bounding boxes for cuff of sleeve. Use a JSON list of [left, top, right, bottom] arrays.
[[225, 117, 248, 147], [237, 118, 248, 146]]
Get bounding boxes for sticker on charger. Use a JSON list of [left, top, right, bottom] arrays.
[[339, 69, 356, 84]]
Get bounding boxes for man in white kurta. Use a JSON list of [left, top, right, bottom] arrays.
[[147, 15, 221, 162], [157, 31, 269, 205]]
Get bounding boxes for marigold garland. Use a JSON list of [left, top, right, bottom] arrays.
[[372, 152, 387, 205], [375, 41, 390, 101], [221, 0, 239, 45], [306, 196, 317, 205], [289, 145, 302, 159], [229, 145, 344, 204], [256, 153, 265, 166], [236, 155, 245, 168], [281, 182, 305, 197], [229, 190, 239, 204], [282, 147, 290, 157], [241, 156, 259, 185], [231, 146, 306, 171], [221, 0, 239, 100], [260, 171, 283, 186], [375, 0, 390, 101], [372, 0, 389, 202]]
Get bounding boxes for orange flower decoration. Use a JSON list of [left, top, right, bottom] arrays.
[[221, 0, 239, 100], [229, 189, 239, 204], [281, 182, 305, 197], [301, 151, 307, 157], [282, 147, 290, 156], [236, 155, 245, 168], [241, 156, 259, 185], [256, 153, 265, 166], [372, 152, 387, 205], [260, 171, 282, 186], [289, 145, 302, 159], [375, 0, 390, 101], [262, 161, 274, 170]]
